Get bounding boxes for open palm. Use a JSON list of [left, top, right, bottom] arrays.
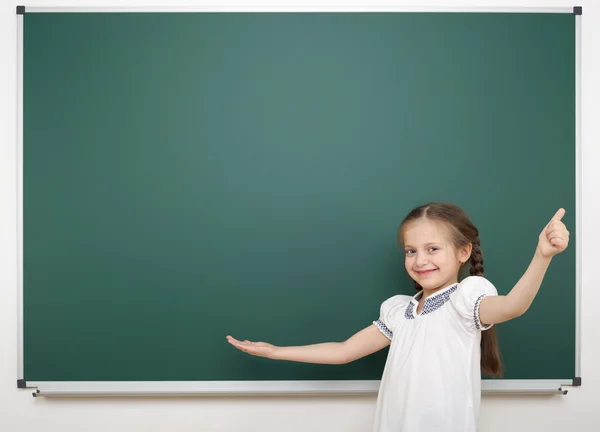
[[226, 335, 276, 359]]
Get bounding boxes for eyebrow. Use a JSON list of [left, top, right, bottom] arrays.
[[404, 242, 443, 249]]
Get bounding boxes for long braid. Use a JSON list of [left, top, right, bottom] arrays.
[[470, 235, 484, 277], [470, 234, 503, 377]]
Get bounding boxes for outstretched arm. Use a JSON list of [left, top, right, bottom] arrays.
[[478, 208, 570, 326], [226, 324, 391, 365]]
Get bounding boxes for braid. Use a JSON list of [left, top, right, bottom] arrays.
[[470, 235, 484, 276]]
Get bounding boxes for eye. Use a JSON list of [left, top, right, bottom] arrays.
[[405, 249, 415, 256], [428, 247, 439, 253]]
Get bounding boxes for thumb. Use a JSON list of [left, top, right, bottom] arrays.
[[551, 208, 566, 222]]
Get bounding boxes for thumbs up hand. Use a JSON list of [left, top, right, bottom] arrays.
[[537, 208, 570, 258]]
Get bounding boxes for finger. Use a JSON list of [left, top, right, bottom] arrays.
[[549, 236, 568, 246], [551, 208, 565, 222], [548, 235, 569, 244], [550, 238, 567, 247], [546, 228, 567, 238], [548, 229, 568, 238], [548, 220, 566, 229], [545, 223, 567, 237], [229, 340, 243, 349], [241, 346, 258, 355], [231, 343, 245, 351]]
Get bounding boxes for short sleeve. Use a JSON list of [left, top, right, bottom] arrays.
[[450, 276, 498, 332], [373, 295, 410, 340]]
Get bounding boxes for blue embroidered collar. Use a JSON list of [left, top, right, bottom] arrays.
[[405, 283, 458, 319]]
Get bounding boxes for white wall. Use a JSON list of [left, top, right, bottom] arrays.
[[1, 0, 598, 430]]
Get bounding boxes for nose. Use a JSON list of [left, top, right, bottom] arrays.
[[415, 252, 428, 267]]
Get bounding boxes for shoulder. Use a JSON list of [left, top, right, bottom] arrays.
[[450, 276, 498, 331], [380, 294, 413, 310], [455, 276, 497, 296], [377, 294, 412, 321], [450, 276, 498, 316], [375, 294, 412, 338]]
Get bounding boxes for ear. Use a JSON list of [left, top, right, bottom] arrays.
[[458, 243, 472, 264]]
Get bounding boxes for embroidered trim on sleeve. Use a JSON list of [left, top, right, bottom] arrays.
[[373, 319, 393, 340], [473, 294, 493, 330]]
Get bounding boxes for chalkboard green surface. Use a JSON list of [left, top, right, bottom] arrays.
[[21, 11, 577, 386]]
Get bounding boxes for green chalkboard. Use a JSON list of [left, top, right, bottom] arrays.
[[21, 11, 577, 385]]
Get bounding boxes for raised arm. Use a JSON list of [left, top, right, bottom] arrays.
[[479, 208, 570, 326], [226, 324, 390, 365]]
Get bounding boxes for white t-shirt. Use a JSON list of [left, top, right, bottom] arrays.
[[372, 275, 498, 432]]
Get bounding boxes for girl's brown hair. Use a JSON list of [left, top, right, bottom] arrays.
[[398, 202, 502, 377]]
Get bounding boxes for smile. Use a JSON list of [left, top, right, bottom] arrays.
[[416, 269, 437, 275]]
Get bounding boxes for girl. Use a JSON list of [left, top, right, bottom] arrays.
[[226, 202, 570, 432]]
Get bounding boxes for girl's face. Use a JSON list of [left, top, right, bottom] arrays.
[[401, 218, 471, 292]]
